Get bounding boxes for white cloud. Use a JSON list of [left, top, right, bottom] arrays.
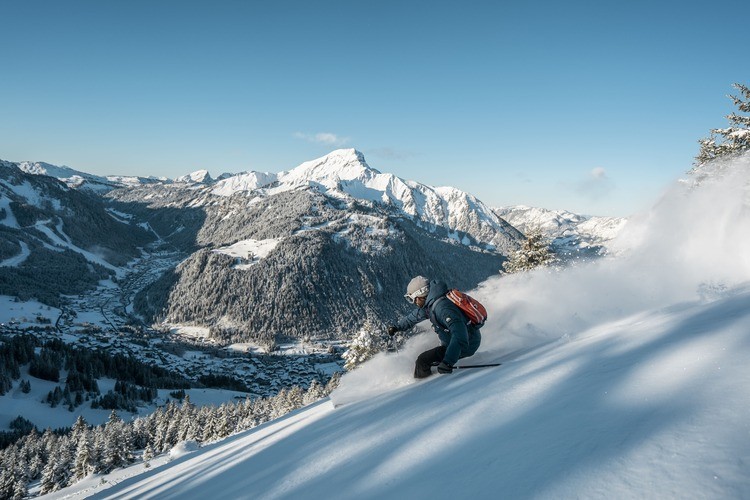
[[590, 167, 608, 179], [294, 132, 350, 147], [573, 167, 614, 200]]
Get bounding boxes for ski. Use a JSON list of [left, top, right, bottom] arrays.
[[454, 363, 501, 369]]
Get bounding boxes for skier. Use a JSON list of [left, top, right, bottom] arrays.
[[387, 276, 482, 378]]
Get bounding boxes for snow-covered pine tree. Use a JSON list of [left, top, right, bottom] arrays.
[[178, 396, 199, 442], [342, 320, 387, 370], [325, 371, 342, 393], [11, 464, 28, 500], [694, 83, 750, 168], [71, 431, 95, 484], [70, 415, 88, 444], [0, 450, 29, 500], [39, 440, 72, 494], [502, 227, 557, 273], [92, 425, 107, 474], [25, 432, 45, 481], [270, 388, 289, 419], [142, 443, 154, 468], [303, 379, 326, 405], [0, 452, 20, 500], [216, 403, 235, 439], [102, 410, 134, 472], [200, 408, 218, 443]]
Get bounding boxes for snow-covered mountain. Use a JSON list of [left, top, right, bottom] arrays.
[[0, 160, 154, 304], [175, 169, 213, 184], [17, 160, 166, 192], [494, 204, 627, 257], [40, 153, 750, 500], [17, 161, 118, 192], [98, 150, 527, 341], [20, 149, 519, 254], [1, 150, 526, 341], [207, 149, 520, 253]]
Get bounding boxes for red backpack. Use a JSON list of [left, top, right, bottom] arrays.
[[446, 289, 488, 326]]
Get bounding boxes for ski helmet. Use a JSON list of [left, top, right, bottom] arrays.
[[405, 276, 430, 303]]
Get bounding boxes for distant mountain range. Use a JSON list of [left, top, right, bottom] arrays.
[[493, 205, 627, 257], [1, 150, 626, 342]]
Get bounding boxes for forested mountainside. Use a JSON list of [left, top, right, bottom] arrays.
[[129, 188, 509, 343], [0, 161, 153, 305]]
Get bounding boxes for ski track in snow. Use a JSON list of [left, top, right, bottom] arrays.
[[33, 220, 121, 273], [0, 241, 30, 267]]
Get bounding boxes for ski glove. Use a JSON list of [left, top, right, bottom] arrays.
[[387, 325, 398, 336], [437, 361, 454, 374]]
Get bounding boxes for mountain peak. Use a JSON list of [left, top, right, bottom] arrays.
[[176, 169, 213, 184], [282, 149, 379, 186]]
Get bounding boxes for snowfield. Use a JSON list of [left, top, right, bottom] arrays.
[[212, 238, 281, 269], [47, 287, 750, 500], [43, 154, 750, 499]]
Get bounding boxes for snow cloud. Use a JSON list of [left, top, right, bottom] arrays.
[[294, 132, 350, 147], [475, 152, 750, 354], [334, 153, 750, 404]]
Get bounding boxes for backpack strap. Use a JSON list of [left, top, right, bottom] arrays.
[[429, 296, 450, 332]]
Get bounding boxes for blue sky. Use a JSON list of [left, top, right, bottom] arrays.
[[1, 1, 747, 216]]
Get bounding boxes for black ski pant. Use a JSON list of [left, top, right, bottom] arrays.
[[414, 345, 447, 379]]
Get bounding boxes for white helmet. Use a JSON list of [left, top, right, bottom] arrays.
[[404, 276, 430, 303]]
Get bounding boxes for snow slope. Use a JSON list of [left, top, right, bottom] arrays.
[[43, 153, 750, 499], [59, 288, 750, 500]]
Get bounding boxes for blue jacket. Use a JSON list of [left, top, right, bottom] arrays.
[[396, 280, 480, 365]]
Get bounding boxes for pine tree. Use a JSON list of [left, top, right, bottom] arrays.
[[12, 464, 29, 500], [325, 372, 342, 394], [694, 83, 750, 167], [303, 379, 326, 405], [502, 227, 556, 274], [72, 432, 95, 483], [102, 410, 130, 472], [0, 453, 16, 499], [200, 409, 218, 443], [40, 441, 72, 494], [142, 443, 154, 468], [216, 403, 235, 438], [285, 386, 304, 412], [342, 321, 387, 370], [71, 415, 88, 443]]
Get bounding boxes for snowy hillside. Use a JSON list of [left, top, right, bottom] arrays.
[[15, 160, 166, 192], [494, 204, 626, 256], [17, 162, 116, 193], [45, 153, 750, 499]]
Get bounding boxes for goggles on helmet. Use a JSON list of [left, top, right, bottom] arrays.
[[404, 285, 430, 304]]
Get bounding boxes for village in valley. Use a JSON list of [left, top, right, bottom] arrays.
[[0, 241, 343, 415]]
